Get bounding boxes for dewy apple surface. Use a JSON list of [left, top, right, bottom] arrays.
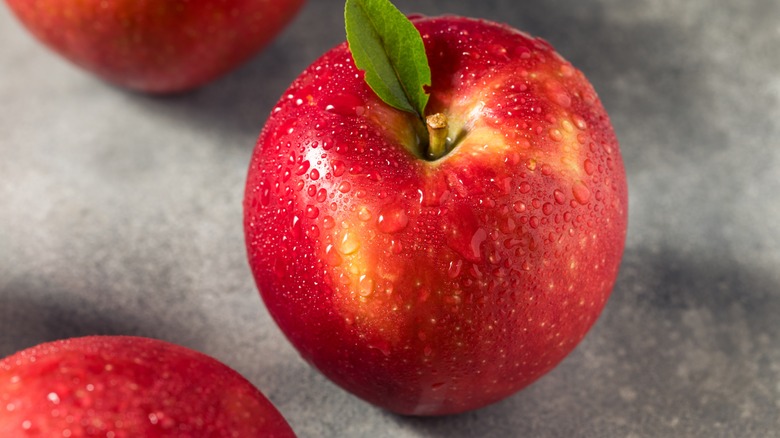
[[244, 7, 627, 415]]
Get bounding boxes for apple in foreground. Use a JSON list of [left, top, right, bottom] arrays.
[[244, 7, 627, 415], [0, 336, 296, 437], [4, 0, 305, 93]]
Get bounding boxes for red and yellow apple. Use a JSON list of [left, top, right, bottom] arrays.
[[244, 15, 627, 415], [4, 0, 305, 93], [0, 336, 296, 437]]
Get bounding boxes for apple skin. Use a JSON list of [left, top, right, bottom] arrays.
[[0, 336, 296, 437], [244, 16, 627, 415], [4, 0, 305, 93]]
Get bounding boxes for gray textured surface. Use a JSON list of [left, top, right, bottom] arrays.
[[2, 0, 779, 436]]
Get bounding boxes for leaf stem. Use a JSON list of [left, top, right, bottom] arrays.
[[426, 113, 448, 160]]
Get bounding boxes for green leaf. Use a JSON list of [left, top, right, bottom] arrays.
[[345, 0, 431, 118]]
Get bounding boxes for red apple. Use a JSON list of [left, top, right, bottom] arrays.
[[4, 0, 305, 93], [0, 336, 296, 437], [244, 13, 627, 415]]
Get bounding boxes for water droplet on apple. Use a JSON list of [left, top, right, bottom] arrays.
[[358, 275, 374, 297], [499, 216, 516, 233], [339, 231, 360, 254], [390, 239, 403, 254], [358, 207, 372, 222], [316, 188, 328, 203], [519, 182, 531, 193], [310, 168, 320, 180], [447, 259, 463, 278], [572, 181, 591, 204], [573, 114, 587, 129], [470, 229, 488, 260], [369, 340, 391, 356], [553, 189, 566, 204], [542, 203, 553, 215], [295, 160, 310, 175], [323, 215, 335, 230], [376, 205, 409, 233], [324, 244, 342, 266], [260, 184, 271, 206], [584, 159, 595, 175], [291, 215, 303, 239], [332, 160, 346, 177], [324, 93, 366, 116], [305, 205, 319, 219], [549, 128, 563, 142], [338, 181, 352, 193]]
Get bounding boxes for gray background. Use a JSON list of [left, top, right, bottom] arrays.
[[2, 0, 779, 436]]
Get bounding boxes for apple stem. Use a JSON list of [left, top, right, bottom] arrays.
[[426, 113, 448, 160]]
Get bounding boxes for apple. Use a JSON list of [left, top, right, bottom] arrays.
[[244, 2, 627, 415], [0, 336, 296, 437], [4, 0, 305, 93]]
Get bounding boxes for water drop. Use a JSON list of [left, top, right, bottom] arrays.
[[448, 259, 463, 278], [542, 203, 553, 215], [470, 229, 487, 260], [499, 216, 516, 233], [358, 275, 374, 297], [260, 186, 271, 206], [572, 181, 591, 204], [584, 159, 595, 175], [369, 340, 391, 356], [553, 189, 566, 204], [332, 160, 346, 177], [295, 160, 310, 175], [305, 205, 319, 219], [573, 114, 587, 130], [358, 207, 372, 222], [339, 231, 361, 254], [549, 128, 563, 142], [316, 188, 328, 203], [291, 215, 303, 239], [310, 168, 320, 180], [376, 206, 409, 233], [519, 182, 531, 193], [323, 215, 335, 230], [390, 239, 403, 254], [324, 93, 366, 116], [324, 244, 342, 266], [338, 181, 352, 193]]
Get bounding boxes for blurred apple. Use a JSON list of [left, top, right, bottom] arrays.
[[0, 336, 296, 437], [4, 0, 305, 93]]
